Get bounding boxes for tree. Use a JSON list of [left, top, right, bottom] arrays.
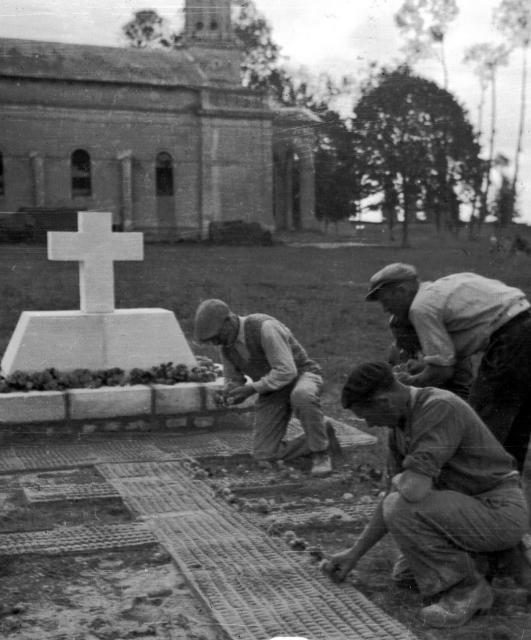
[[493, 0, 531, 220], [394, 0, 458, 89], [491, 153, 517, 227], [122, 10, 171, 48], [312, 108, 364, 229], [463, 43, 509, 233], [352, 66, 481, 247], [232, 0, 284, 92]]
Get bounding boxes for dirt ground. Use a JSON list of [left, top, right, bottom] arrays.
[[1, 436, 531, 640]]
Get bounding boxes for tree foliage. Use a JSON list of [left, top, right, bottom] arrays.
[[352, 66, 481, 246], [232, 0, 284, 91], [494, 0, 531, 47], [312, 107, 362, 225], [122, 10, 171, 48], [463, 43, 509, 230], [491, 156, 518, 227], [395, 0, 458, 88]]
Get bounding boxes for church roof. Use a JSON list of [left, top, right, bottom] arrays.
[[0, 38, 207, 87], [272, 105, 321, 125]]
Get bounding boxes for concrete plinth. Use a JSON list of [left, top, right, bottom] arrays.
[[1, 308, 197, 375]]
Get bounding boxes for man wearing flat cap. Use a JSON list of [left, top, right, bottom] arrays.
[[323, 361, 529, 628], [365, 263, 531, 473], [194, 299, 333, 476]]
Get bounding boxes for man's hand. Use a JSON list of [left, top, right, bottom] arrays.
[[406, 359, 425, 375], [214, 389, 230, 407], [226, 384, 256, 405], [394, 370, 415, 385], [321, 549, 359, 583]]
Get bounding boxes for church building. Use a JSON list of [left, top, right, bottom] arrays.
[[0, 0, 318, 240]]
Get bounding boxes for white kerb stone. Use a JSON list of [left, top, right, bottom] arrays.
[[48, 210, 143, 313]]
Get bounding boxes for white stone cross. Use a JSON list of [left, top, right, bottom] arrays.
[[47, 211, 143, 313]]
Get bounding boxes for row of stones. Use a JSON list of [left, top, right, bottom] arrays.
[[0, 380, 254, 424]]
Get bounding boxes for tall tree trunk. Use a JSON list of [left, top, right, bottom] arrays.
[[511, 44, 528, 218], [439, 39, 449, 90], [402, 182, 414, 248], [479, 71, 497, 233], [468, 83, 487, 240]]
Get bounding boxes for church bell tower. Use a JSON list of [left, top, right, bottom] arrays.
[[183, 0, 241, 84], [185, 0, 234, 43]]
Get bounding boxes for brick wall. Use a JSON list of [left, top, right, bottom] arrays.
[[0, 77, 274, 238]]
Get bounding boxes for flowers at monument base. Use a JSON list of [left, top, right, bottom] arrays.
[[0, 356, 222, 393]]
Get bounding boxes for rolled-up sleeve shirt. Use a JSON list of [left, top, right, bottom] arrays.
[[222, 317, 298, 394], [409, 273, 530, 367], [389, 388, 518, 496]]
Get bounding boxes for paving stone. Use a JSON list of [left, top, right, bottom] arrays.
[[21, 481, 120, 503], [99, 460, 415, 640], [0, 523, 156, 555], [0, 432, 409, 640], [0, 440, 172, 473]]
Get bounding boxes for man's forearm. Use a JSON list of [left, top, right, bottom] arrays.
[[344, 499, 388, 562], [406, 364, 454, 387]]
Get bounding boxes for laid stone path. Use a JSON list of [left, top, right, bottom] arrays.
[[0, 424, 417, 640]]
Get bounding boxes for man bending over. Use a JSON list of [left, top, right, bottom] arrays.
[[323, 362, 529, 628]]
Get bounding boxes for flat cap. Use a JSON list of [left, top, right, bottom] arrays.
[[341, 362, 395, 408], [194, 299, 230, 342], [366, 263, 418, 301]]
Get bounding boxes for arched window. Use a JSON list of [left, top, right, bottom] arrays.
[[0, 151, 4, 195], [71, 149, 91, 197], [156, 152, 174, 196]]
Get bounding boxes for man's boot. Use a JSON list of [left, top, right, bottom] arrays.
[[419, 572, 494, 628], [311, 451, 332, 477], [391, 553, 418, 590]]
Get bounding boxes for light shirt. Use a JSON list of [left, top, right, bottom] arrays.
[[409, 273, 529, 367], [222, 316, 298, 393]]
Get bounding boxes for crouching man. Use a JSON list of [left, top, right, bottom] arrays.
[[323, 361, 529, 628], [194, 299, 333, 477]]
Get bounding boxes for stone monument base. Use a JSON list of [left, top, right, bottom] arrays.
[[1, 309, 197, 375]]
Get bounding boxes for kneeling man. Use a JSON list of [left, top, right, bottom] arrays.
[[194, 299, 333, 476], [323, 361, 529, 628]]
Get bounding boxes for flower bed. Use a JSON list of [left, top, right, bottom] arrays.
[[0, 357, 221, 393]]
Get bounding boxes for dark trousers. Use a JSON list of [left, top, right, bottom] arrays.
[[469, 310, 531, 473]]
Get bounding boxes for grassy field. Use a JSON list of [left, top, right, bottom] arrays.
[[2, 222, 531, 406]]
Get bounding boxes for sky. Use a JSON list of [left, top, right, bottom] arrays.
[[1, 0, 530, 223]]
